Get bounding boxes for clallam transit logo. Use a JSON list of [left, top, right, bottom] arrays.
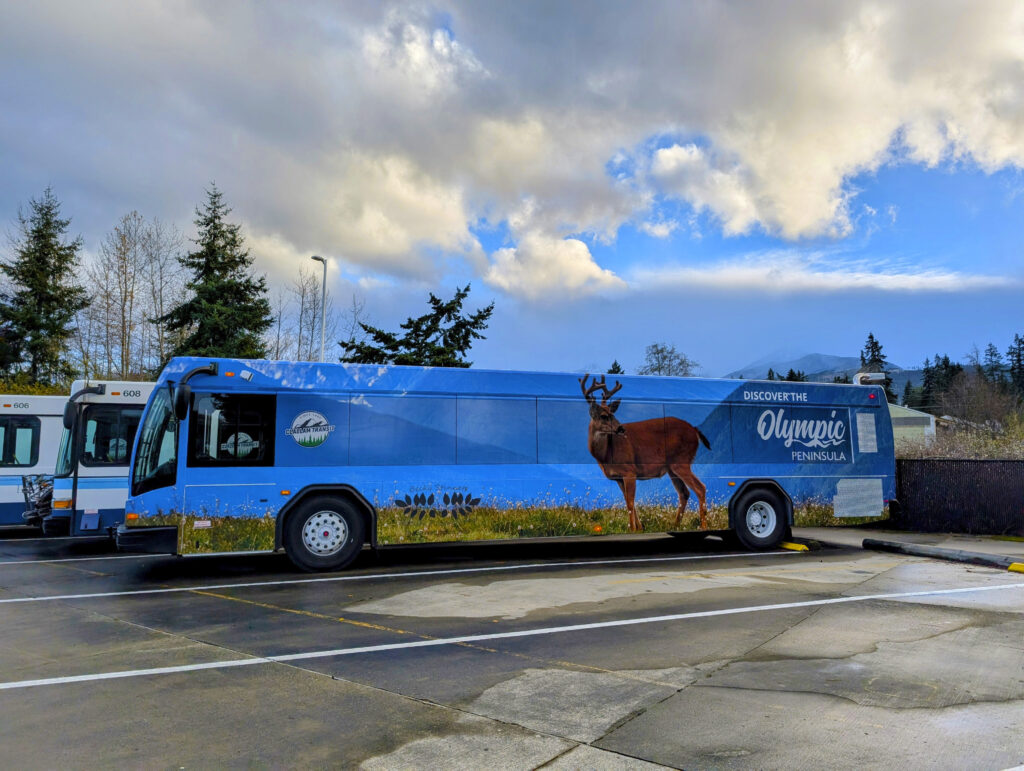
[[286, 411, 335, 447]]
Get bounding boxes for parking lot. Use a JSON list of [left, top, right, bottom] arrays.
[[0, 529, 1022, 769]]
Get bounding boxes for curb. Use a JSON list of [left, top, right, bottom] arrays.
[[863, 538, 1022, 572]]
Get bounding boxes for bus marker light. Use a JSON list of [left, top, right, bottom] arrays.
[[280, 490, 290, 495], [869, 394, 876, 399], [225, 372, 235, 377], [53, 500, 71, 509], [2, 404, 9, 408], [111, 392, 120, 396], [728, 481, 736, 486], [126, 513, 138, 520]]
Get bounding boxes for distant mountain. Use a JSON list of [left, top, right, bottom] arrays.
[[723, 353, 861, 380], [723, 351, 924, 394]]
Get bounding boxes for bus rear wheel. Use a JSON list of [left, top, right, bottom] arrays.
[[731, 487, 787, 550], [284, 496, 365, 572]]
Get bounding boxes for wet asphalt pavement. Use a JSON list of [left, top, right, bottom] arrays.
[[0, 527, 1022, 769]]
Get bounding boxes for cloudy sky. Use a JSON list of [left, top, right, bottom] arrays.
[[1, 1, 1022, 376]]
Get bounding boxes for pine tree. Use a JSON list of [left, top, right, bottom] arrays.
[[341, 285, 494, 367], [607, 360, 624, 374], [981, 342, 1006, 386], [783, 368, 807, 382], [1007, 334, 1024, 397], [159, 186, 272, 360], [0, 188, 89, 384], [765, 368, 776, 381], [859, 332, 897, 402]]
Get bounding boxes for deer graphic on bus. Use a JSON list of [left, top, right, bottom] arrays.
[[579, 374, 710, 532]]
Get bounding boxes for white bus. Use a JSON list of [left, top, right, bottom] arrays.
[[46, 381, 155, 537], [0, 395, 66, 528]]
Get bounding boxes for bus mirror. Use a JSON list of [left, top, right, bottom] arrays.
[[173, 384, 191, 421], [62, 401, 75, 431]]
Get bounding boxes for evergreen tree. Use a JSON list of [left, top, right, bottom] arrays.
[[341, 285, 494, 367], [981, 342, 1006, 386], [0, 188, 89, 384], [159, 186, 272, 360], [902, 379, 915, 408], [783, 368, 807, 382], [859, 332, 897, 402], [1007, 334, 1024, 397], [607, 360, 624, 375], [765, 368, 776, 381], [832, 373, 852, 384]]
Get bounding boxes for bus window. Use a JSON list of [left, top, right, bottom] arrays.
[[350, 395, 455, 466], [457, 397, 537, 464], [0, 416, 40, 467], [80, 406, 143, 466], [132, 388, 178, 495], [188, 393, 275, 467]]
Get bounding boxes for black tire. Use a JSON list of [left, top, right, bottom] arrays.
[[731, 487, 788, 550], [284, 496, 365, 572]]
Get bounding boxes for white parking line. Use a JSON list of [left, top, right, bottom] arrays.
[[0, 551, 796, 604], [1, 580, 1020, 691], [0, 535, 110, 543], [0, 554, 161, 566]]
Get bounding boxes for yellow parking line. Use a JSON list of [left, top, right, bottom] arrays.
[[780, 541, 809, 552]]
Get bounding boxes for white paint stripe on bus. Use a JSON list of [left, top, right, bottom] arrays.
[[0, 554, 161, 566], [0, 580, 1020, 691], [0, 551, 797, 604]]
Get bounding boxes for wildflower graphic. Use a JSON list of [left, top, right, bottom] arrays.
[[395, 491, 481, 519], [285, 411, 335, 447]]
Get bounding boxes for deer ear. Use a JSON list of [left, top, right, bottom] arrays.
[[589, 403, 602, 418], [609, 399, 621, 413]]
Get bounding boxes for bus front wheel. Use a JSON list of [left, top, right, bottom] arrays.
[[732, 487, 787, 550], [284, 496, 365, 572]]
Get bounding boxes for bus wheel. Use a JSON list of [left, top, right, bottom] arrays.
[[732, 487, 787, 550], [284, 496, 365, 572]]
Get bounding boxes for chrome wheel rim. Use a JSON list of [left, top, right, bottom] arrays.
[[745, 501, 776, 537], [302, 511, 348, 556]]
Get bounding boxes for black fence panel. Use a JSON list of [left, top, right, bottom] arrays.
[[895, 459, 1024, 535]]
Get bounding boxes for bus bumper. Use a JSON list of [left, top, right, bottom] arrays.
[[115, 524, 178, 555]]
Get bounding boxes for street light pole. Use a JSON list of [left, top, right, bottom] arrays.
[[310, 255, 327, 363]]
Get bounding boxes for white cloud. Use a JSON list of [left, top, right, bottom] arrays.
[[630, 252, 1015, 294], [4, 0, 1024, 292], [639, 219, 679, 239], [484, 232, 625, 299]]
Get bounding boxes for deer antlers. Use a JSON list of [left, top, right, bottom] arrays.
[[579, 374, 623, 406]]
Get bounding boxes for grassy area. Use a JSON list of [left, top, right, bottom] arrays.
[[378, 503, 732, 545], [131, 499, 886, 552], [129, 512, 276, 554]]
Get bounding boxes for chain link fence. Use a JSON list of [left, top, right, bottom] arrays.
[[895, 459, 1024, 535]]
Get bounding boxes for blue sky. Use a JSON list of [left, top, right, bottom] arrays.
[[1, 1, 1022, 376]]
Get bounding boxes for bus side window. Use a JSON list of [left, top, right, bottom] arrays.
[[188, 393, 276, 467], [0, 416, 40, 467]]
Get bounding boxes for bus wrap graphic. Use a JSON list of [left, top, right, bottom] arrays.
[[285, 411, 335, 447]]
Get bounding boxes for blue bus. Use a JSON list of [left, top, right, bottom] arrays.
[[118, 357, 895, 570], [47, 381, 155, 536], [0, 395, 65, 528]]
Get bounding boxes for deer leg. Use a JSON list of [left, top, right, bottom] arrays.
[[622, 477, 641, 532], [675, 467, 708, 529], [667, 472, 691, 527]]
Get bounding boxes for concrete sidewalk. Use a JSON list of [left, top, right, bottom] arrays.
[[794, 525, 1024, 570]]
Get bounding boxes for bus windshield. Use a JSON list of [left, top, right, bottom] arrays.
[[131, 388, 178, 496], [55, 426, 73, 477]]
